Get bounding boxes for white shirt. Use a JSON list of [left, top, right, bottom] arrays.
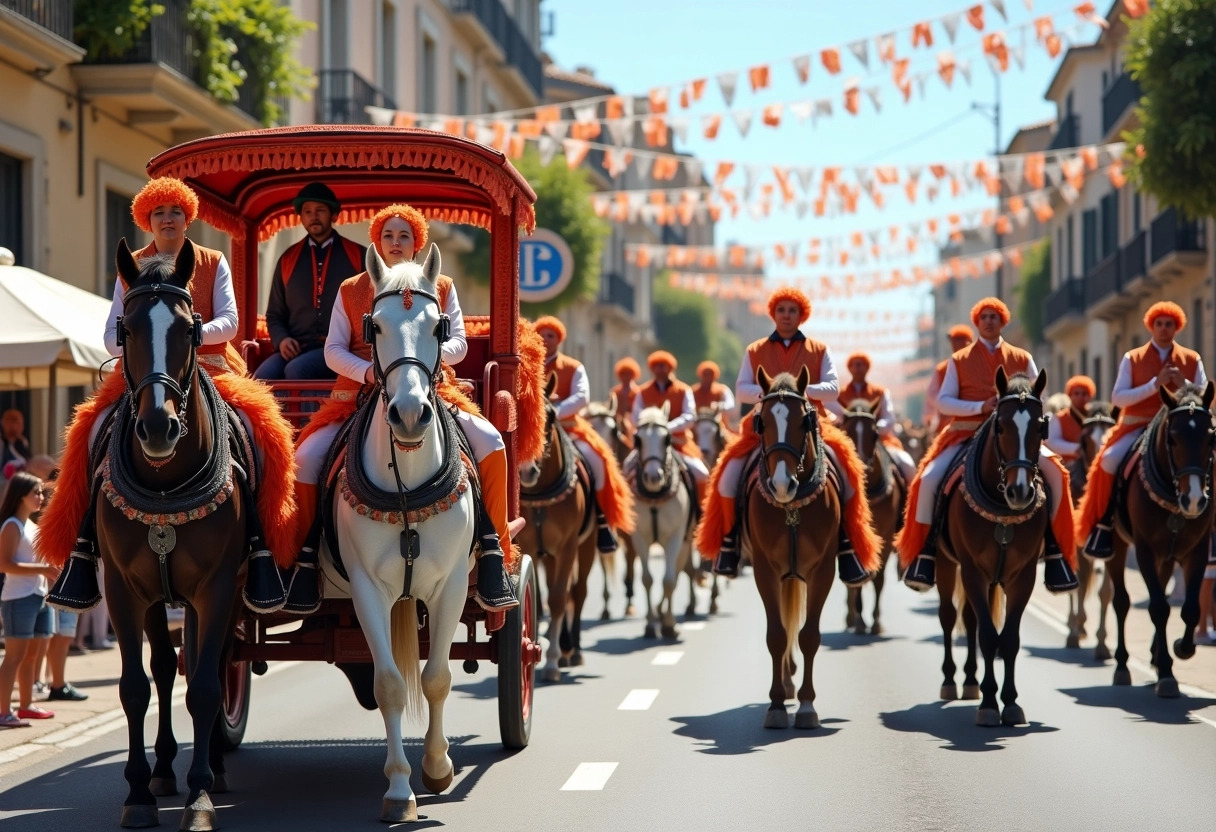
[[938, 336, 1039, 417], [1111, 343, 1208, 410], [325, 280, 468, 383], [923, 363, 945, 427], [0, 518, 46, 601], [735, 344, 839, 404], [104, 252, 238, 357], [633, 382, 697, 434], [1045, 414, 1080, 457]]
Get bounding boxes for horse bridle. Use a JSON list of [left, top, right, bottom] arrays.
[[842, 409, 878, 464], [755, 390, 816, 476], [638, 421, 674, 490], [1163, 400, 1216, 501], [696, 411, 725, 449], [1078, 411, 1117, 468], [992, 389, 1049, 493], [117, 282, 202, 436]]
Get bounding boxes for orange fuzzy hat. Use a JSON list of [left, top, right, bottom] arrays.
[[1066, 375, 1096, 396], [648, 350, 678, 371], [697, 360, 720, 379], [947, 324, 974, 342], [1143, 301, 1186, 333], [615, 357, 641, 378], [131, 177, 198, 233], [970, 297, 1011, 327], [846, 352, 871, 371], [534, 316, 567, 343], [767, 287, 812, 324], [369, 204, 429, 257]]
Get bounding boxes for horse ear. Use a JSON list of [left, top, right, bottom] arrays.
[[420, 242, 441, 285], [544, 372, 558, 399], [1110, 405, 1121, 422], [115, 238, 139, 288], [1204, 381, 1215, 410], [995, 366, 1008, 395], [797, 364, 811, 394], [1159, 383, 1177, 407], [366, 244, 389, 288], [869, 396, 883, 414], [608, 391, 617, 413], [1033, 368, 1048, 398], [661, 400, 671, 419], [1068, 406, 1086, 427], [757, 366, 772, 394], [172, 240, 195, 288]]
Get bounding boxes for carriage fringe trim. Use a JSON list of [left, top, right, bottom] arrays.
[[100, 458, 234, 527], [338, 466, 470, 525]]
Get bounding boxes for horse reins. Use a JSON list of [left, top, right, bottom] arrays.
[[991, 390, 1048, 495], [1161, 400, 1216, 506], [634, 422, 679, 546]]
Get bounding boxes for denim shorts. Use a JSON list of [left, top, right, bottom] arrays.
[[55, 609, 79, 638], [0, 593, 53, 639]]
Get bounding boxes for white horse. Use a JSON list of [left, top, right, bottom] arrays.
[[630, 404, 697, 639], [326, 244, 477, 823]]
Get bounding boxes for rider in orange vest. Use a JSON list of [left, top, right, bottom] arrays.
[[1078, 302, 1208, 558], [1044, 375, 1095, 465], [833, 352, 918, 482], [693, 360, 737, 431], [696, 287, 881, 585], [898, 298, 1078, 594], [534, 316, 634, 551], [627, 351, 710, 503], [611, 357, 641, 442], [291, 204, 518, 612], [924, 324, 974, 433], [42, 177, 295, 614]]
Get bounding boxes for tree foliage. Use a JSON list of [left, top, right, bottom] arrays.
[[73, 1, 162, 60], [1015, 238, 1051, 344], [1125, 0, 1216, 218], [459, 148, 610, 317], [652, 274, 721, 380]]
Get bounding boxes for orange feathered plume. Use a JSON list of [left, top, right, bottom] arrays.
[[947, 324, 974, 342], [1066, 375, 1097, 397], [533, 315, 566, 343], [766, 286, 812, 324], [464, 317, 548, 465], [131, 177, 198, 233], [369, 203, 429, 257], [970, 296, 1010, 327], [565, 418, 635, 533], [1143, 301, 1186, 333]]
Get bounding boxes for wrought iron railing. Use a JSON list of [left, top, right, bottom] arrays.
[[1043, 277, 1084, 328], [600, 271, 635, 315], [1085, 253, 1120, 309], [450, 0, 543, 98], [1102, 71, 1141, 136], [1150, 207, 1207, 263], [0, 0, 73, 41], [316, 68, 396, 124], [1048, 113, 1078, 150]]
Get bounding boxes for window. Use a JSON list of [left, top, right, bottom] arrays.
[[104, 189, 137, 297], [419, 34, 437, 113], [0, 151, 23, 266], [380, 1, 397, 101], [1066, 215, 1075, 278], [1133, 193, 1142, 233], [1066, 90, 1074, 115], [1080, 347, 1088, 376], [1082, 209, 1097, 273], [455, 70, 469, 116], [1193, 298, 1204, 357], [1093, 357, 1102, 396], [1100, 193, 1119, 257], [327, 0, 350, 69]]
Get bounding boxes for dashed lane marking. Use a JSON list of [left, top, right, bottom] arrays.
[[618, 689, 659, 710], [651, 651, 684, 666], [561, 762, 618, 791], [680, 621, 706, 631]]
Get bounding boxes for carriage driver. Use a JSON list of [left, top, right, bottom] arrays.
[[832, 352, 918, 483], [627, 351, 710, 503], [898, 297, 1079, 594], [534, 316, 634, 553], [41, 177, 296, 614], [696, 287, 878, 586], [1043, 375, 1096, 465], [924, 324, 974, 434], [289, 204, 519, 613], [1078, 302, 1208, 558]]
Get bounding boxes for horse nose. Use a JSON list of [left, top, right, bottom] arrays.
[[419, 401, 434, 426], [387, 403, 403, 427]]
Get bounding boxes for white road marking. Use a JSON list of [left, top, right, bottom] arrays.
[[680, 621, 706, 631], [651, 651, 684, 665], [561, 762, 618, 791], [618, 689, 659, 710]]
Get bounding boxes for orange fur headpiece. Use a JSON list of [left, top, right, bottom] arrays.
[[696, 360, 720, 379], [766, 287, 812, 324], [615, 357, 641, 379], [369, 204, 429, 257], [534, 316, 567, 343], [970, 297, 1010, 327], [846, 352, 871, 372], [1143, 301, 1186, 333], [1066, 375, 1097, 397], [648, 350, 678, 371], [947, 324, 974, 342], [131, 177, 198, 233]]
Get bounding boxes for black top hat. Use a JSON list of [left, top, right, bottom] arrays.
[[293, 182, 341, 214]]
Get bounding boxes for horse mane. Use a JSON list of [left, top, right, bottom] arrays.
[[1085, 400, 1115, 418], [1172, 382, 1207, 407], [1003, 373, 1035, 397], [131, 253, 178, 286], [845, 400, 874, 415], [636, 406, 669, 429], [584, 401, 612, 419], [766, 372, 801, 395], [374, 260, 432, 296]]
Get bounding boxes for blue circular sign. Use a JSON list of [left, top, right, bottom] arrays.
[[519, 229, 574, 302]]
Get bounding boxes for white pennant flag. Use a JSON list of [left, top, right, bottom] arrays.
[[591, 195, 610, 216], [796, 167, 815, 192], [793, 54, 812, 84], [984, 52, 1003, 76], [915, 72, 930, 98], [424, 119, 445, 132], [718, 72, 739, 106], [907, 164, 924, 181], [606, 119, 632, 145], [619, 97, 635, 118], [1014, 207, 1031, 227], [1059, 182, 1080, 204], [683, 158, 703, 184], [866, 86, 882, 112], [991, 0, 1007, 21], [942, 12, 962, 43], [813, 98, 833, 124], [927, 184, 940, 202], [544, 120, 568, 139], [789, 100, 814, 123], [796, 202, 809, 219], [749, 203, 766, 220], [909, 221, 921, 237], [958, 59, 973, 84], [1044, 160, 1063, 186], [627, 192, 646, 212], [574, 104, 597, 125], [670, 117, 689, 144], [854, 167, 871, 189], [732, 109, 754, 137], [537, 135, 559, 166], [610, 151, 633, 178], [694, 204, 708, 224], [743, 164, 760, 198], [475, 125, 496, 146], [848, 39, 870, 68], [367, 105, 394, 125], [1003, 157, 1025, 188], [1010, 45, 1026, 70], [876, 33, 896, 62]]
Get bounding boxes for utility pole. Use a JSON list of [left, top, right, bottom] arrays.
[[972, 73, 1003, 298]]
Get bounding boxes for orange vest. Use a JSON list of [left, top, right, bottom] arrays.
[[745, 334, 829, 415], [1119, 341, 1202, 424], [545, 353, 583, 402], [612, 381, 638, 419], [839, 381, 885, 409], [693, 381, 731, 411], [131, 241, 227, 359], [933, 360, 949, 389], [638, 378, 694, 446], [1058, 412, 1082, 443], [943, 339, 1033, 433]]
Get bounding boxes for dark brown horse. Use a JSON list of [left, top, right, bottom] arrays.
[[841, 399, 906, 635], [744, 367, 846, 729], [517, 376, 597, 681], [935, 368, 1051, 726], [100, 242, 249, 829], [1104, 381, 1215, 696]]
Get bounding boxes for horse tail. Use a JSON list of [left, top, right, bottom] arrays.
[[391, 599, 425, 724], [988, 583, 1006, 631], [779, 578, 805, 667]]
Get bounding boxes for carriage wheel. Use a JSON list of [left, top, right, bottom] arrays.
[[498, 554, 539, 749], [214, 658, 252, 751]]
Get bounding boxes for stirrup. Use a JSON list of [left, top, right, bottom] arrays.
[[475, 549, 519, 611], [714, 531, 741, 577], [1043, 553, 1079, 594], [903, 554, 936, 592], [595, 511, 618, 554], [282, 558, 321, 615], [836, 536, 870, 587], [1084, 520, 1115, 560], [47, 545, 102, 612], [242, 549, 287, 614]]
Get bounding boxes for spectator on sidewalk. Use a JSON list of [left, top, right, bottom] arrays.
[[0, 473, 58, 727], [1, 408, 31, 480]]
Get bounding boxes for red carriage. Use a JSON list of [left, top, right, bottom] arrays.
[[144, 125, 544, 751]]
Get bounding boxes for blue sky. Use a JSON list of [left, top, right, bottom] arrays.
[[541, 0, 1099, 361]]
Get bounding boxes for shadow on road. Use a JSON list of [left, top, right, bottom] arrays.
[[586, 635, 669, 655], [819, 631, 902, 652], [1020, 644, 1110, 668], [879, 701, 1057, 751], [1059, 684, 1216, 726], [670, 704, 843, 754]]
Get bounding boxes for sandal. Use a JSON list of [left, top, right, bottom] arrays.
[[0, 712, 31, 728], [15, 706, 54, 720]]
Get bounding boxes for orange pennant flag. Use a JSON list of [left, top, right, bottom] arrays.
[[392, 111, 417, 128], [995, 215, 1012, 235], [535, 106, 561, 124], [905, 179, 918, 203], [821, 48, 842, 75], [1034, 16, 1054, 41], [930, 164, 948, 180], [893, 58, 910, 87], [938, 51, 956, 87], [875, 166, 899, 185], [1008, 195, 1025, 214], [563, 140, 590, 169], [1008, 249, 1023, 268], [691, 78, 707, 101], [516, 119, 542, 138], [1024, 153, 1046, 189], [950, 177, 962, 198], [715, 161, 735, 186], [703, 114, 722, 139], [912, 22, 934, 48], [648, 87, 669, 114], [1074, 3, 1108, 28], [1080, 146, 1099, 170], [643, 117, 668, 147], [1033, 200, 1054, 223], [443, 118, 462, 136], [967, 4, 985, 30], [1124, 0, 1148, 17], [844, 85, 860, 116], [1108, 161, 1127, 189], [986, 176, 1002, 196], [762, 103, 783, 127], [983, 33, 1009, 72], [606, 96, 625, 119], [773, 167, 796, 203], [679, 86, 691, 109], [749, 64, 772, 92], [507, 134, 525, 159], [927, 218, 939, 235], [1045, 33, 1062, 58], [570, 121, 601, 141], [636, 247, 652, 268]]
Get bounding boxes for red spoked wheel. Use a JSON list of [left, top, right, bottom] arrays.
[[497, 554, 539, 749], [215, 658, 251, 751]]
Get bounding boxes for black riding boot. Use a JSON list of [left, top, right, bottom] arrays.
[[1084, 500, 1116, 560], [595, 506, 618, 554], [240, 488, 288, 614], [714, 529, 741, 577], [1042, 528, 1080, 594], [903, 529, 939, 592], [836, 528, 870, 587], [282, 507, 323, 616], [476, 507, 519, 611], [47, 513, 102, 612]]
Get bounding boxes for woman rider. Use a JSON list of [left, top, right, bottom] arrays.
[[39, 177, 297, 614], [288, 204, 517, 614]]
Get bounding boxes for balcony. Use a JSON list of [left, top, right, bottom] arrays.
[[1048, 114, 1078, 151], [599, 271, 635, 316], [0, 0, 82, 71], [71, 0, 259, 136], [1043, 277, 1085, 336], [1149, 207, 1208, 282], [449, 0, 543, 101], [1085, 253, 1120, 308], [316, 69, 396, 124], [1102, 71, 1141, 137]]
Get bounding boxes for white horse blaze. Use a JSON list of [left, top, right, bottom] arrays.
[[148, 300, 175, 410], [1011, 409, 1032, 492]]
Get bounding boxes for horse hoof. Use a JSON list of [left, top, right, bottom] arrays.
[[149, 777, 178, 797], [962, 685, 981, 701], [1113, 668, 1132, 686], [210, 773, 228, 795], [625, 604, 636, 617], [1095, 644, 1112, 662], [1066, 634, 1081, 649], [643, 624, 657, 639], [1156, 678, 1180, 698], [851, 622, 867, 635], [1001, 705, 1027, 726], [120, 804, 159, 828], [178, 791, 216, 832], [869, 622, 883, 636], [600, 609, 611, 621], [940, 684, 958, 701], [709, 602, 719, 615], [558, 656, 569, 668], [422, 767, 454, 794], [1174, 638, 1196, 660], [975, 708, 1001, 727], [763, 709, 789, 729], [661, 626, 678, 640], [380, 798, 418, 823], [569, 652, 585, 667], [794, 709, 820, 730], [541, 666, 562, 683]]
